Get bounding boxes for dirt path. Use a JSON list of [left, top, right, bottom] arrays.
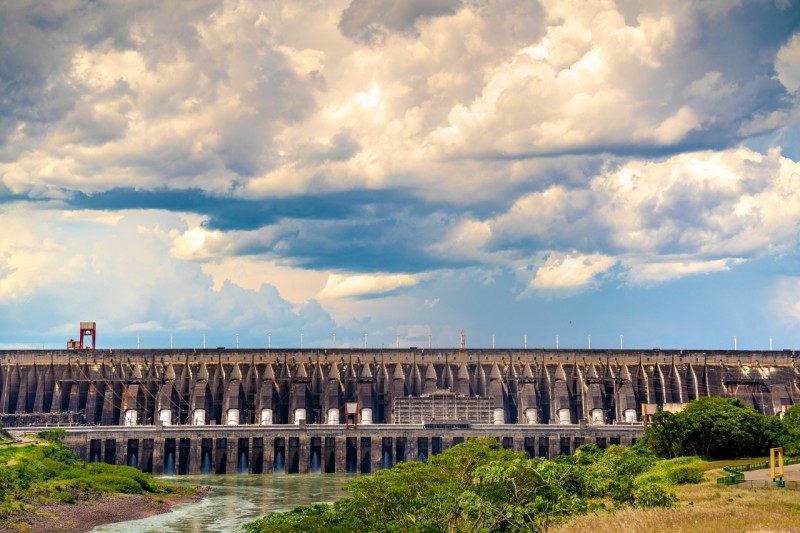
[[744, 462, 800, 481]]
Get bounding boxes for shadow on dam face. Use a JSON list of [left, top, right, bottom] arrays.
[[2, 348, 797, 474]]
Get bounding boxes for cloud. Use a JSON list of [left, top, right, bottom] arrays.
[[0, 204, 339, 347], [776, 32, 800, 94], [338, 0, 461, 44], [319, 273, 421, 299], [623, 257, 744, 285], [478, 147, 800, 280], [1, 1, 800, 348], [526, 252, 616, 293]]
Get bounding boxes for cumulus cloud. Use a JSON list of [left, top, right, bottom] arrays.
[[338, 0, 461, 44], [2, 1, 800, 347], [476, 147, 800, 287], [526, 252, 616, 293], [0, 204, 338, 346]]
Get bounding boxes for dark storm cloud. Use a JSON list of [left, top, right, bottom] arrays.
[[68, 187, 433, 228], [251, 214, 470, 273], [339, 0, 461, 44], [65, 186, 470, 273]]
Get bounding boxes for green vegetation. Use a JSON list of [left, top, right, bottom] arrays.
[[782, 404, 800, 456], [0, 436, 194, 522], [247, 398, 800, 532], [243, 439, 694, 533], [637, 397, 795, 459]]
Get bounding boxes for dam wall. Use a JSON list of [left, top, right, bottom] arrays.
[[8, 423, 643, 475], [1, 348, 797, 427], [1, 348, 797, 473]]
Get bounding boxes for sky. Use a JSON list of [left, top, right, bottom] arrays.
[[1, 0, 800, 351]]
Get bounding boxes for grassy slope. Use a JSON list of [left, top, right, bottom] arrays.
[[557, 457, 800, 533], [0, 438, 197, 529]]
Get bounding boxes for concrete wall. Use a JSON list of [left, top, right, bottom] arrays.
[[1, 348, 797, 427], [28, 423, 642, 475]]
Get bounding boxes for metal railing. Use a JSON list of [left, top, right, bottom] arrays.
[[718, 479, 800, 490], [716, 456, 800, 486]]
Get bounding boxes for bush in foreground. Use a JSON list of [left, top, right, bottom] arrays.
[[244, 440, 671, 533]]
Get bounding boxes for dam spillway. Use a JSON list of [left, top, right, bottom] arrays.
[[1, 348, 798, 474]]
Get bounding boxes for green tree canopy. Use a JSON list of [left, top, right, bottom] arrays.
[[244, 439, 674, 533], [640, 397, 783, 459], [781, 404, 800, 456]]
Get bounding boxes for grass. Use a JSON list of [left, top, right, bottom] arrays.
[[556, 456, 800, 533], [0, 437, 196, 523]]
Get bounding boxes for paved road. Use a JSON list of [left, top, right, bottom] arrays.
[[744, 463, 800, 481]]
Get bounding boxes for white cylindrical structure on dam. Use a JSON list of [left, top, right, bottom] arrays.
[[624, 409, 637, 423], [159, 409, 172, 426], [493, 408, 504, 424], [558, 408, 571, 424], [525, 408, 539, 424], [294, 408, 306, 424], [360, 408, 373, 425], [590, 408, 604, 425], [226, 408, 240, 425], [327, 408, 339, 425], [124, 409, 138, 426], [192, 408, 206, 425], [260, 408, 273, 425]]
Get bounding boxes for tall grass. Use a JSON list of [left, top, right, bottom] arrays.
[[556, 456, 800, 533]]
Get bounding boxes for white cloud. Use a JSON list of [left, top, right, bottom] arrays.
[[776, 32, 800, 94], [527, 251, 616, 292], [623, 257, 743, 285], [200, 257, 328, 304], [0, 204, 337, 345], [1, 1, 800, 347], [470, 146, 800, 288], [319, 273, 421, 299]]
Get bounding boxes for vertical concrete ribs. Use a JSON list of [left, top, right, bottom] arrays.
[[1, 348, 797, 427]]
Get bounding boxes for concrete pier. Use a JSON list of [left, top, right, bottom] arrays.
[[6, 423, 642, 475]]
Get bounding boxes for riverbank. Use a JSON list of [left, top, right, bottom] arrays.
[[0, 433, 208, 533], [0, 487, 211, 533]]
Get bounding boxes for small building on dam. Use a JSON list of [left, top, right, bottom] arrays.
[[1, 347, 797, 475]]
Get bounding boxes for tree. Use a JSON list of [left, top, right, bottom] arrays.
[[781, 405, 800, 456], [640, 397, 781, 459]]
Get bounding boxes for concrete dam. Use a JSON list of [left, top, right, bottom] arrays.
[[1, 348, 797, 475]]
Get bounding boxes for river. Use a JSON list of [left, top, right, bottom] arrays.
[[90, 474, 353, 533]]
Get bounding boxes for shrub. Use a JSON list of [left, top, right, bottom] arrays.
[[48, 489, 75, 504], [667, 466, 704, 485], [42, 444, 78, 466], [243, 503, 337, 533], [633, 484, 678, 508], [38, 429, 67, 444]]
